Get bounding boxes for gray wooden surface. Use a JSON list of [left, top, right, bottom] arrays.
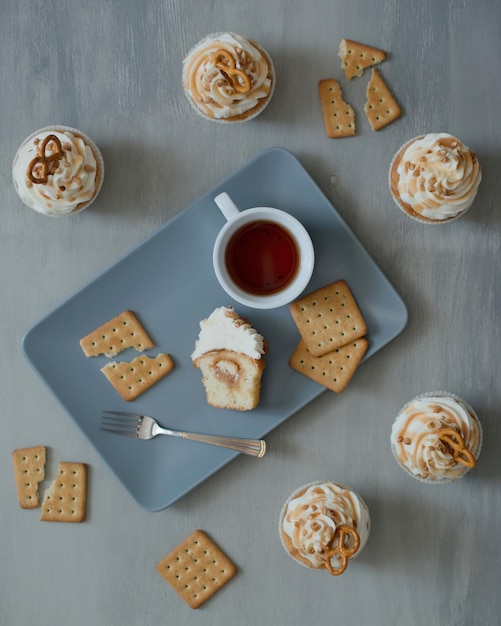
[[1, 1, 500, 624]]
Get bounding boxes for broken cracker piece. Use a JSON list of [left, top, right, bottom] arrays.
[[79, 310, 154, 358], [156, 529, 237, 609], [12, 446, 46, 509], [40, 461, 87, 523], [290, 337, 369, 392], [101, 353, 175, 401], [318, 79, 356, 138], [364, 68, 402, 131], [338, 38, 386, 80]]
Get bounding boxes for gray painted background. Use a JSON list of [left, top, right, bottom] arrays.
[[1, 1, 500, 625]]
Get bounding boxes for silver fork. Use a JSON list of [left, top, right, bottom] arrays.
[[100, 411, 266, 458]]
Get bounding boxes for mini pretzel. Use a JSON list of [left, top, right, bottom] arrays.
[[323, 524, 360, 576], [213, 49, 251, 94], [438, 427, 476, 468], [27, 134, 64, 184]]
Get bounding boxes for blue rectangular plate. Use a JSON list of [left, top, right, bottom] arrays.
[[23, 147, 407, 511]]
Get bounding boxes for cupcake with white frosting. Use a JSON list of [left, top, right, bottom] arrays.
[[279, 481, 370, 576], [389, 133, 481, 223], [191, 306, 266, 410], [390, 392, 482, 483], [12, 126, 104, 216], [182, 32, 275, 123]]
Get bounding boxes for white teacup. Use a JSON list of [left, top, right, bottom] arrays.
[[213, 192, 315, 309]]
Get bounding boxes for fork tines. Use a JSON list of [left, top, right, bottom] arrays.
[[100, 411, 141, 437]]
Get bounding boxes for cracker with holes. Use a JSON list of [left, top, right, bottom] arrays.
[[338, 38, 386, 80], [318, 78, 356, 138], [79, 310, 154, 358], [290, 337, 369, 392], [156, 529, 237, 609], [289, 280, 367, 357], [364, 68, 401, 131], [12, 446, 46, 509], [101, 353, 175, 401], [40, 461, 87, 523]]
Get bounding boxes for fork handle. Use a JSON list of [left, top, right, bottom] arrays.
[[180, 432, 266, 458]]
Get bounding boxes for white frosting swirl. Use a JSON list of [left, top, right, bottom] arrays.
[[191, 306, 265, 360], [13, 129, 99, 216], [391, 395, 481, 481], [281, 482, 370, 570], [183, 33, 273, 120], [396, 133, 481, 220]]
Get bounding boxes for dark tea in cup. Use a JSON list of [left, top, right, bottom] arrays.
[[213, 192, 314, 309], [225, 220, 299, 295]]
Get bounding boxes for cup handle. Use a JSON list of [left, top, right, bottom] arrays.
[[214, 192, 240, 221]]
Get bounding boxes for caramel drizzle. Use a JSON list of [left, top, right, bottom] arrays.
[[438, 427, 476, 468], [323, 524, 360, 576], [27, 134, 64, 185], [212, 49, 251, 94]]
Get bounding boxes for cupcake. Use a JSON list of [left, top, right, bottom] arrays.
[[389, 133, 481, 223], [191, 306, 266, 411], [279, 481, 370, 576], [182, 32, 275, 123], [12, 126, 104, 216], [390, 392, 482, 483]]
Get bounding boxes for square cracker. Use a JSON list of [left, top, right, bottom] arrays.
[[338, 39, 386, 80], [318, 79, 356, 138], [289, 280, 367, 357], [364, 68, 402, 131], [156, 529, 237, 609], [12, 446, 46, 509], [40, 462, 87, 523], [101, 353, 175, 401], [290, 337, 369, 392], [79, 310, 154, 358]]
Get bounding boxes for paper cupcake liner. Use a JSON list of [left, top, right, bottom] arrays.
[[182, 32, 275, 124], [390, 391, 482, 485], [278, 481, 371, 570], [388, 136, 472, 225], [12, 125, 104, 217]]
